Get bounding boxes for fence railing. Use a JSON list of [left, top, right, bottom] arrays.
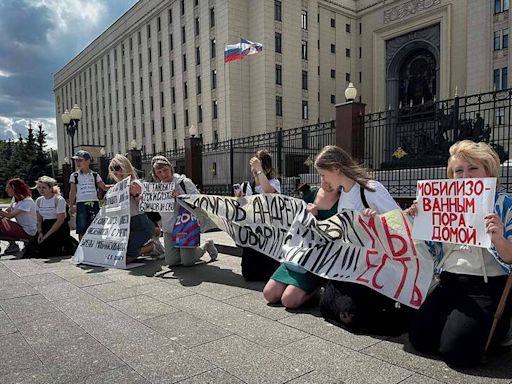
[[363, 89, 512, 198]]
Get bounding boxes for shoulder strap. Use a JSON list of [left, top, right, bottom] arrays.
[[179, 180, 187, 194], [242, 182, 248, 195], [36, 197, 41, 209], [250, 180, 257, 195], [92, 171, 99, 183], [73, 172, 78, 185], [360, 185, 370, 209]]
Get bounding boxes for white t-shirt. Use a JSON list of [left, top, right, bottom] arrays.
[[70, 171, 103, 202], [36, 195, 67, 220], [442, 244, 506, 277], [337, 180, 399, 214], [243, 178, 281, 196], [10, 197, 37, 236], [160, 174, 199, 234]]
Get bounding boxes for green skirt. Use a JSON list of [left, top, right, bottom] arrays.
[[271, 263, 324, 294]]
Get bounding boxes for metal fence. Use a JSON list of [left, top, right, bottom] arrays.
[[201, 121, 335, 195], [363, 89, 512, 198]]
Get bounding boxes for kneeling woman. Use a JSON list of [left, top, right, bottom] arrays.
[[35, 176, 72, 255], [109, 155, 154, 263], [0, 178, 37, 251], [263, 181, 339, 309], [408, 140, 512, 367]]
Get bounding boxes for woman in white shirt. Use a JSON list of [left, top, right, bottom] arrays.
[[34, 176, 71, 256], [0, 178, 37, 253], [235, 150, 281, 281], [408, 140, 512, 367]]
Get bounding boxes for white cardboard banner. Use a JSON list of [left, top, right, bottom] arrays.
[[411, 178, 496, 248], [72, 176, 131, 269], [139, 182, 175, 212], [181, 194, 433, 308]]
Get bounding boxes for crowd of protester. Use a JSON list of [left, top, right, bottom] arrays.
[[0, 140, 511, 368]]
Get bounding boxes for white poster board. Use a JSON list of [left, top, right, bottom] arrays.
[[72, 176, 131, 268], [411, 177, 496, 248], [139, 182, 175, 212]]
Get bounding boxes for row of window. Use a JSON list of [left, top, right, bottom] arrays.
[[274, 0, 355, 32], [275, 98, 310, 119]]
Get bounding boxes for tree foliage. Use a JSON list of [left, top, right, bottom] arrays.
[[0, 122, 53, 195]]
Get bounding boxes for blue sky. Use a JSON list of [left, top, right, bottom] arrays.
[[0, 0, 138, 147]]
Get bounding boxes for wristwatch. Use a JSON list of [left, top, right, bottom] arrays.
[[256, 170, 263, 176]]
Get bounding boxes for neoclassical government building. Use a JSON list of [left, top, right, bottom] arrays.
[[54, 0, 507, 163]]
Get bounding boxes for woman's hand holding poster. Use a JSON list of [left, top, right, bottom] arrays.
[[411, 178, 496, 248]]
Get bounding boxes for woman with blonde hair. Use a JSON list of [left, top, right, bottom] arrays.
[[109, 154, 154, 263], [408, 140, 512, 367], [314, 145, 414, 335], [151, 155, 217, 267], [34, 176, 76, 256]]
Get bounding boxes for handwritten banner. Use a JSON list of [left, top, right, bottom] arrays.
[[412, 178, 496, 248], [180, 194, 433, 308], [139, 182, 175, 212], [72, 176, 131, 269]]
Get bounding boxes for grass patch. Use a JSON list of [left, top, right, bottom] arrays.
[[0, 198, 11, 204]]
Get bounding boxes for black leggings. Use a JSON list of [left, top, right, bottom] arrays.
[[409, 272, 511, 367]]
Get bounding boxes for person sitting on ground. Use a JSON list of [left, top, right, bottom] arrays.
[[264, 178, 340, 309], [109, 154, 154, 263], [235, 150, 281, 281], [34, 176, 76, 256], [151, 155, 217, 267], [69, 150, 110, 240], [0, 178, 37, 254], [141, 211, 165, 258], [407, 140, 512, 367], [315, 145, 415, 335]]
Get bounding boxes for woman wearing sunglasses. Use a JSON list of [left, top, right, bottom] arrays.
[[108, 155, 154, 263]]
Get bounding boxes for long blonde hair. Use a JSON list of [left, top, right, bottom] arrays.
[[447, 140, 500, 180], [314, 145, 374, 191], [109, 154, 139, 182]]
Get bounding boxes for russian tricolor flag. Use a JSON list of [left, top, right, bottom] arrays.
[[224, 38, 263, 63]]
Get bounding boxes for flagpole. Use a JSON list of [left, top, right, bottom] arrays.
[[224, 58, 228, 140], [239, 35, 244, 138]]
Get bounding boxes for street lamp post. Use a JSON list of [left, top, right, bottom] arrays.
[[62, 104, 82, 169]]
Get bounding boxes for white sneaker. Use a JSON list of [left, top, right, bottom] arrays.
[[153, 238, 165, 259], [4, 242, 20, 254], [204, 240, 218, 262]]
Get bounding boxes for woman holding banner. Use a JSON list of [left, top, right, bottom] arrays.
[[108, 155, 154, 263], [151, 156, 217, 267], [314, 145, 415, 335], [235, 150, 281, 281], [408, 140, 512, 367], [263, 182, 339, 308]]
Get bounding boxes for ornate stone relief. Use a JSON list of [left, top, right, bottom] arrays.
[[384, 0, 441, 24]]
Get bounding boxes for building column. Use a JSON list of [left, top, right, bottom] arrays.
[[127, 149, 142, 179], [335, 101, 366, 162], [185, 137, 203, 191]]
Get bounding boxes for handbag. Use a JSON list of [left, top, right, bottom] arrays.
[[171, 206, 200, 247]]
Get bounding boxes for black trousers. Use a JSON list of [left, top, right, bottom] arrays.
[[409, 272, 512, 367], [241, 247, 280, 282], [319, 280, 415, 335]]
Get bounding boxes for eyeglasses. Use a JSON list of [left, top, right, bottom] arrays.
[[109, 164, 122, 172]]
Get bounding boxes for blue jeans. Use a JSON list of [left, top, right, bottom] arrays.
[[76, 201, 100, 235]]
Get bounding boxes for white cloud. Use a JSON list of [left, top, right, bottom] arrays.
[[0, 69, 12, 78]]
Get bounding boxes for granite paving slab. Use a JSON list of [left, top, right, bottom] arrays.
[[144, 311, 233, 348], [223, 292, 294, 321], [0, 294, 59, 325], [190, 335, 309, 384], [175, 368, 245, 383], [0, 333, 43, 377], [83, 365, 150, 384], [0, 366, 54, 384], [0, 307, 18, 336], [279, 313, 383, 351], [109, 294, 179, 320], [285, 370, 339, 383], [0, 281, 37, 300], [362, 335, 512, 384], [0, 259, 50, 277], [276, 336, 414, 384]]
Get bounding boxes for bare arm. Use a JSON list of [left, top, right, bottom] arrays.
[[69, 183, 77, 214], [250, 157, 277, 193], [486, 213, 512, 264], [0, 208, 22, 219], [98, 181, 111, 192]]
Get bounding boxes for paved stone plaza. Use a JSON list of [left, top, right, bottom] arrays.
[[0, 233, 511, 384]]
